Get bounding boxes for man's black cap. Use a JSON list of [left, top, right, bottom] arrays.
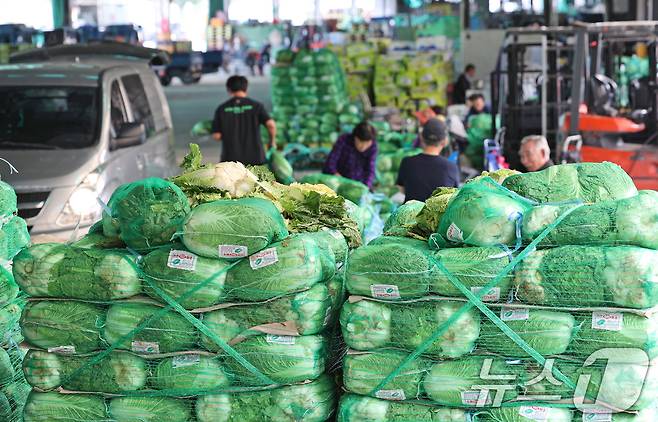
[[422, 118, 447, 143]]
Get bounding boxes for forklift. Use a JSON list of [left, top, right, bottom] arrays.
[[491, 21, 658, 189]]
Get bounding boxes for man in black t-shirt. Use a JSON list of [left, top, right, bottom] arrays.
[[396, 118, 460, 202], [211, 75, 276, 165]]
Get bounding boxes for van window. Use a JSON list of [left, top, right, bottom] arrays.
[[121, 74, 155, 134], [0, 85, 99, 149], [110, 80, 128, 137]]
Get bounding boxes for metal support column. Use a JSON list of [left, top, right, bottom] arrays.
[[52, 0, 70, 27], [570, 29, 587, 135]]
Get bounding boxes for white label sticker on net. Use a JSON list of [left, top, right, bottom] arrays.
[[446, 222, 464, 242], [167, 249, 198, 271], [218, 245, 248, 259], [323, 306, 333, 326], [582, 412, 612, 422], [471, 287, 500, 302], [501, 307, 530, 321], [131, 341, 160, 354], [47, 346, 76, 355], [266, 334, 296, 345], [374, 389, 406, 400], [249, 248, 278, 270], [172, 354, 200, 368], [591, 311, 623, 331], [460, 390, 491, 406], [518, 406, 549, 421], [370, 284, 401, 299]]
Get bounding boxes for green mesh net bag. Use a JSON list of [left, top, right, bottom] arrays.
[[0, 181, 16, 224], [523, 190, 658, 249], [0, 217, 29, 263], [514, 245, 658, 309], [502, 162, 637, 203], [435, 177, 533, 248], [102, 178, 191, 250], [0, 342, 29, 422], [383, 200, 424, 237], [181, 197, 289, 260], [337, 394, 469, 422]]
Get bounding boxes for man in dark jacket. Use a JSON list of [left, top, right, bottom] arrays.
[[211, 75, 276, 165], [453, 63, 476, 104]]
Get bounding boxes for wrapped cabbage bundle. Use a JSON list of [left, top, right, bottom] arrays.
[[0, 216, 30, 261], [0, 266, 18, 306], [13, 243, 141, 301], [0, 181, 17, 223], [222, 335, 327, 385], [304, 228, 348, 265], [571, 311, 658, 358], [413, 187, 458, 238], [23, 350, 147, 393], [151, 355, 229, 391], [503, 161, 636, 203], [109, 397, 191, 422], [343, 350, 432, 401], [102, 178, 191, 250], [181, 197, 288, 260], [436, 177, 531, 247], [523, 190, 658, 249], [478, 406, 573, 422], [340, 299, 480, 358], [368, 236, 428, 249], [23, 392, 109, 421], [383, 200, 424, 237], [201, 281, 338, 349], [195, 374, 335, 422], [424, 356, 522, 406], [225, 235, 334, 301], [430, 246, 511, 299], [337, 394, 468, 421], [103, 303, 197, 354], [142, 244, 231, 309], [478, 308, 575, 357], [514, 246, 658, 309], [21, 301, 105, 354], [346, 243, 435, 299]]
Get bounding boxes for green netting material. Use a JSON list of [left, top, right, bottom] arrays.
[[102, 178, 191, 251]]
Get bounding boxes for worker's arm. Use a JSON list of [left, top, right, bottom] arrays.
[[395, 158, 407, 194], [364, 143, 378, 190], [265, 119, 276, 150], [212, 132, 222, 141]]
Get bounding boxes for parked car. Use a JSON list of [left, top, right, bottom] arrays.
[[3, 45, 176, 243], [158, 51, 203, 85]]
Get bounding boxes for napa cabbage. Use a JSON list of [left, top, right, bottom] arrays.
[[340, 299, 480, 358], [478, 309, 576, 357], [21, 301, 105, 354], [181, 197, 288, 259], [383, 200, 424, 237], [195, 374, 335, 422], [102, 178, 190, 250], [224, 235, 333, 301], [23, 392, 109, 421], [141, 244, 230, 309], [337, 394, 468, 422], [103, 302, 197, 354], [222, 335, 326, 385], [479, 406, 573, 422], [152, 355, 229, 391], [413, 187, 458, 239], [13, 243, 141, 300], [109, 397, 191, 422], [200, 283, 334, 349], [503, 161, 636, 203], [345, 243, 434, 298], [23, 350, 147, 393]]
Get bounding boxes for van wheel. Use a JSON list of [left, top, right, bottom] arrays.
[[160, 74, 172, 86]]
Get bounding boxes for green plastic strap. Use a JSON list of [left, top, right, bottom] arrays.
[[62, 256, 276, 388], [141, 275, 278, 386], [369, 203, 583, 395]]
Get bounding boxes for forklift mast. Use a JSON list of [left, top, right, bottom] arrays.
[[492, 22, 658, 169]]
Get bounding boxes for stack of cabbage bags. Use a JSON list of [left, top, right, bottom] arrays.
[[271, 48, 354, 148], [16, 178, 343, 421], [338, 162, 658, 421], [0, 181, 31, 422]]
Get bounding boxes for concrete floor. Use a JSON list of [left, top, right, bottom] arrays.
[[164, 72, 272, 165]]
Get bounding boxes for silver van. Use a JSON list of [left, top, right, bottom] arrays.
[[1, 45, 176, 242]]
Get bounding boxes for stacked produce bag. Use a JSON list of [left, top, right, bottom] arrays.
[[16, 148, 363, 421], [0, 181, 31, 421], [374, 52, 451, 113], [271, 48, 359, 148], [337, 162, 658, 421]]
